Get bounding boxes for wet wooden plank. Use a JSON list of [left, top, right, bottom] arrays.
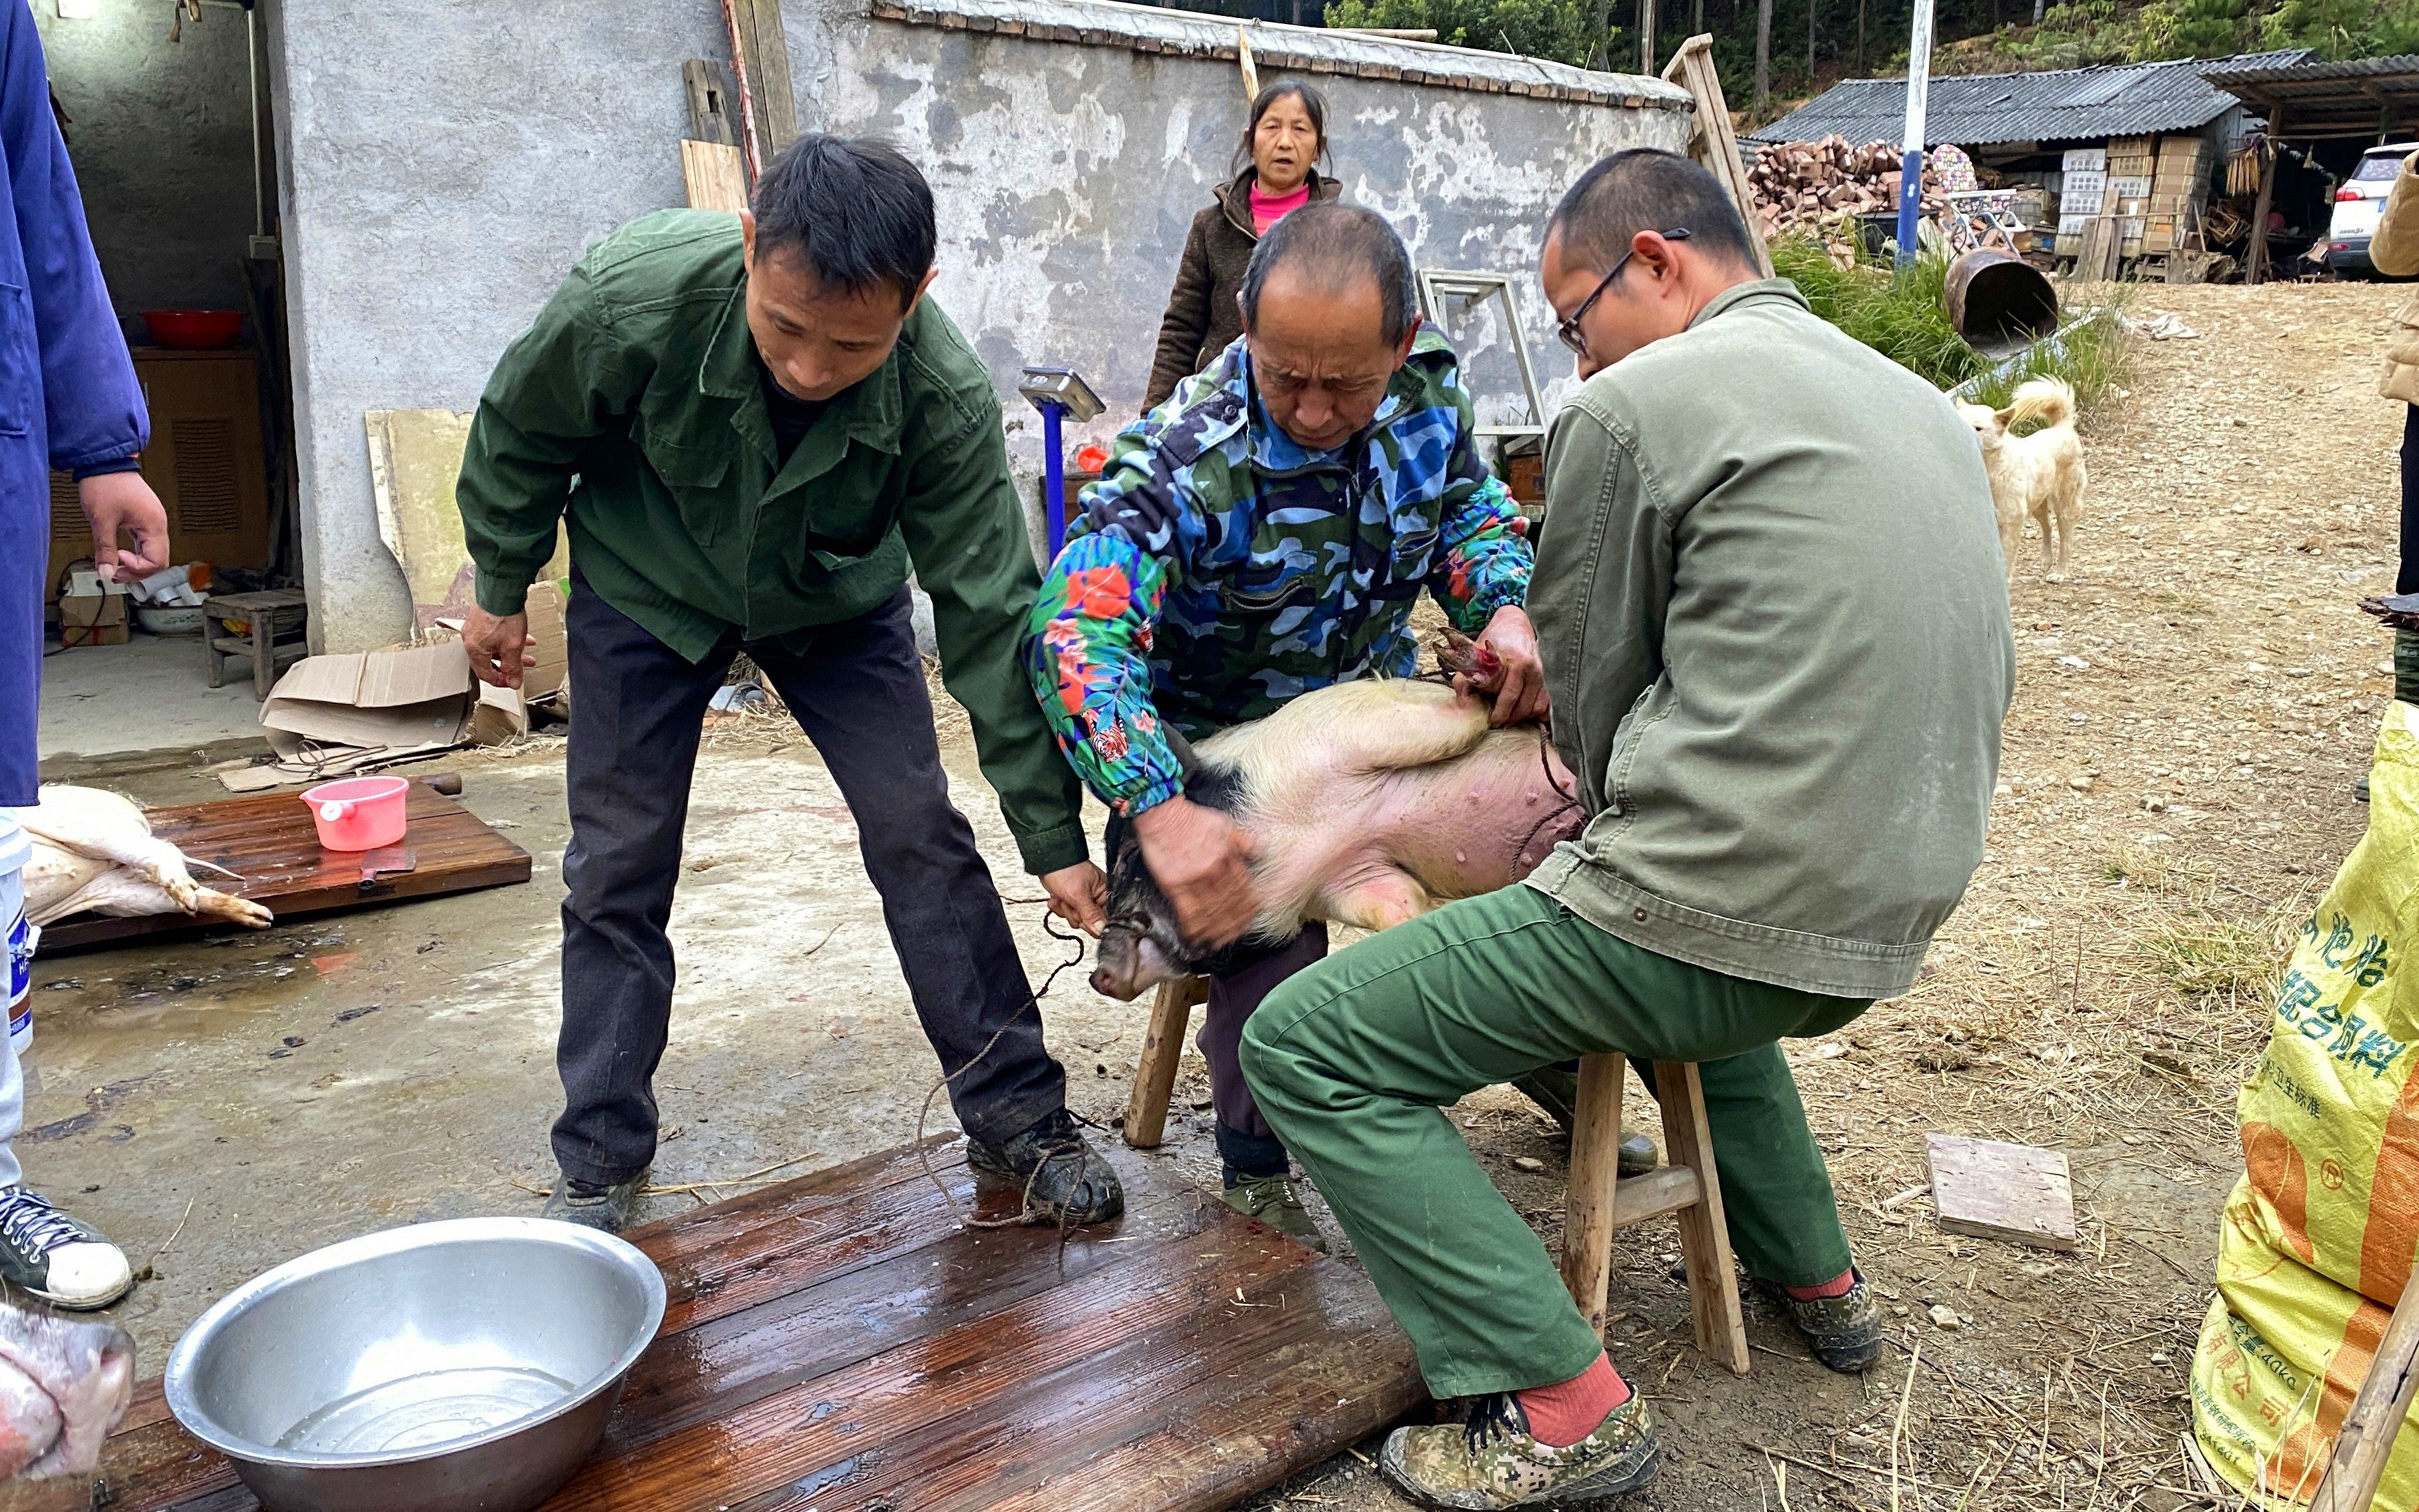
[[62, 1137, 1420, 1512], [37, 777, 530, 953]]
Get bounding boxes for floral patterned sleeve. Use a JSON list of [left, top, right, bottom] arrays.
[[1023, 438, 1208, 818], [1427, 365, 1534, 631]]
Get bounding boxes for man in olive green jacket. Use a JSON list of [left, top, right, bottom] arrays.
[[455, 136, 1119, 1233], [1242, 149, 2014, 1509]]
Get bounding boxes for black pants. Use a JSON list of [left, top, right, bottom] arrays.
[[551, 578, 1067, 1185], [2401, 405, 2419, 595]]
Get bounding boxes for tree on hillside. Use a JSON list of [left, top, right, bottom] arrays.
[[1756, 0, 1774, 103]]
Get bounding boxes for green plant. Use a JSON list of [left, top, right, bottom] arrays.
[[1325, 0, 1610, 65], [1768, 234, 2134, 414]]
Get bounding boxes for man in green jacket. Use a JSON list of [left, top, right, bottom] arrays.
[[455, 136, 1119, 1233], [1242, 149, 2015, 1508]]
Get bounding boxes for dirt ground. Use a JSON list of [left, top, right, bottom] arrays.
[[13, 278, 2406, 1510]]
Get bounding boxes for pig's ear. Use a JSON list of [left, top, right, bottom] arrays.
[[1163, 723, 1204, 780]]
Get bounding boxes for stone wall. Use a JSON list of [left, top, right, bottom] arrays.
[[266, 0, 1688, 651]]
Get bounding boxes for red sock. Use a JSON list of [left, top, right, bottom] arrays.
[[1784, 1268, 1858, 1301], [1514, 1353, 1632, 1447]]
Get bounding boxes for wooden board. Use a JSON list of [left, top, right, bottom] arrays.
[[680, 139, 749, 214], [1925, 1133, 2078, 1252], [726, 0, 797, 172], [39, 1137, 1425, 1512], [35, 778, 531, 954]]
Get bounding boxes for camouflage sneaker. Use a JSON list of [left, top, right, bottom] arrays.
[[1763, 1269, 1884, 1373], [1380, 1390, 1660, 1509], [1220, 1173, 1329, 1253]]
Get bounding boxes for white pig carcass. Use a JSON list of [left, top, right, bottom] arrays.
[[12, 787, 271, 929]]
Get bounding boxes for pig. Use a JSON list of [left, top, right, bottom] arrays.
[[14, 786, 271, 930], [1090, 677, 1587, 1001], [0, 1305, 133, 1479]]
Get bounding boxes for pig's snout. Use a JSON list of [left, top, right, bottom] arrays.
[[1090, 923, 1173, 1001]]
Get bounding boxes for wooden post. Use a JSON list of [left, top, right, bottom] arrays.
[[1662, 37, 1774, 277], [1122, 977, 1207, 1149], [1558, 1053, 1627, 1336], [1654, 1060, 1752, 1374], [2309, 1266, 2419, 1512], [2247, 103, 2285, 284]]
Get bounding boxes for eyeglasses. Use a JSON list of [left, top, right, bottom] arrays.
[[1556, 227, 1692, 356]]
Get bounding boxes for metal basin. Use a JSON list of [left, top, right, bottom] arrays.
[[165, 1217, 665, 1512]]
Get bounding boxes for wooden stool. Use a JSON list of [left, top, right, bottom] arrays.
[[1124, 997, 1750, 1375], [1561, 1053, 1750, 1375], [203, 589, 309, 699], [1123, 975, 1210, 1148]]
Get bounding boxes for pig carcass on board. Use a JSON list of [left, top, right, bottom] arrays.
[[1092, 678, 1586, 999], [0, 1304, 133, 1479], [13, 787, 271, 929]]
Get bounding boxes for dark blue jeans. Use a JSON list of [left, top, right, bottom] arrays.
[[2401, 405, 2418, 595], [552, 577, 1067, 1185]]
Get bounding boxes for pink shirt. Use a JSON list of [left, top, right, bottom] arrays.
[[1248, 179, 1312, 235]]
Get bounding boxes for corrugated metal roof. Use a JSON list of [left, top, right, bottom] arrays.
[[2200, 52, 2419, 86], [1749, 50, 2311, 149]]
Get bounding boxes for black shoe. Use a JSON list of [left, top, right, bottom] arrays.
[[1512, 1067, 1660, 1177], [2358, 775, 2372, 803], [0, 1187, 133, 1309], [965, 1109, 1124, 1225], [544, 1168, 648, 1233], [1762, 1268, 1885, 1373]]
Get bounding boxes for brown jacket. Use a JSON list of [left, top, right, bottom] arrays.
[[1144, 169, 1342, 409], [2372, 151, 2419, 404]]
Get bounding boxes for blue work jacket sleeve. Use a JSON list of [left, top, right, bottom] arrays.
[[4, 2, 145, 470]]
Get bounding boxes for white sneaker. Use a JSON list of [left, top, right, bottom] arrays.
[[0, 1187, 133, 1309]]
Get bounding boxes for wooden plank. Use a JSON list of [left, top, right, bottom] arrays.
[[35, 779, 530, 954], [680, 58, 737, 145], [1559, 1051, 1625, 1336], [1123, 975, 1206, 1149], [728, 0, 797, 169], [1660, 35, 1772, 277], [679, 139, 749, 214], [1612, 1163, 1701, 1227], [1654, 1060, 1751, 1375], [2310, 1260, 2419, 1512], [1925, 1133, 2078, 1251], [76, 1137, 1422, 1512]]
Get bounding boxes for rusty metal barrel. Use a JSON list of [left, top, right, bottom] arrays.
[[1944, 248, 2059, 360]]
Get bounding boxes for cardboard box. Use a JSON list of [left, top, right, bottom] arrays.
[[2062, 147, 2106, 172], [57, 590, 127, 649], [259, 641, 526, 770], [2109, 175, 2152, 199], [521, 579, 569, 703]]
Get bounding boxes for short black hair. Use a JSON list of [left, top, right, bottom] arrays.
[[750, 134, 936, 309], [1240, 203, 1418, 346], [1230, 81, 1330, 181], [1547, 148, 1756, 275]]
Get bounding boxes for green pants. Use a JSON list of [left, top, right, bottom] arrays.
[[1240, 884, 1868, 1399]]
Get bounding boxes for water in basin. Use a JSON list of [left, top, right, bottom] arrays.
[[275, 1364, 577, 1455]]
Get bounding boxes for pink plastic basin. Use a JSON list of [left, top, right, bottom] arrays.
[[301, 776, 409, 851]]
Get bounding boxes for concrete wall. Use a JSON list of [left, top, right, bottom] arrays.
[[266, 0, 1688, 652], [35, 0, 258, 318]]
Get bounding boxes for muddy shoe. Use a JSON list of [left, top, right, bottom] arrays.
[[0, 1187, 133, 1310], [966, 1109, 1124, 1225], [1220, 1173, 1328, 1253], [1764, 1269, 1885, 1373], [544, 1169, 648, 1234], [1510, 1067, 1660, 1177], [1381, 1390, 1660, 1509]]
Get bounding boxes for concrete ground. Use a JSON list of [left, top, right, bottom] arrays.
[[37, 631, 267, 766], [16, 723, 1178, 1384]]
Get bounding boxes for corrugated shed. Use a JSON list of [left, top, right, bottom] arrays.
[[2200, 52, 2419, 87], [1749, 50, 2312, 149]]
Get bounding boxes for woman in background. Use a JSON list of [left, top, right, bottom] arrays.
[[1145, 82, 1340, 409]]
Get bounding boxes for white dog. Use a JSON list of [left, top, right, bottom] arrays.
[[1957, 377, 2087, 579]]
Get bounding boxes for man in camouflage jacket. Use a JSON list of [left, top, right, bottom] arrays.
[[1023, 205, 1541, 1244]]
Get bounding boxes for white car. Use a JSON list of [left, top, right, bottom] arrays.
[[2328, 141, 2418, 279]]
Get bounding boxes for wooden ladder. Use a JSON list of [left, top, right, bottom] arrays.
[[1124, 986, 1752, 1376], [1660, 33, 1774, 279]]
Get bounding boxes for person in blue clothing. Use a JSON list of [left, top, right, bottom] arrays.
[[0, 0, 172, 1309]]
